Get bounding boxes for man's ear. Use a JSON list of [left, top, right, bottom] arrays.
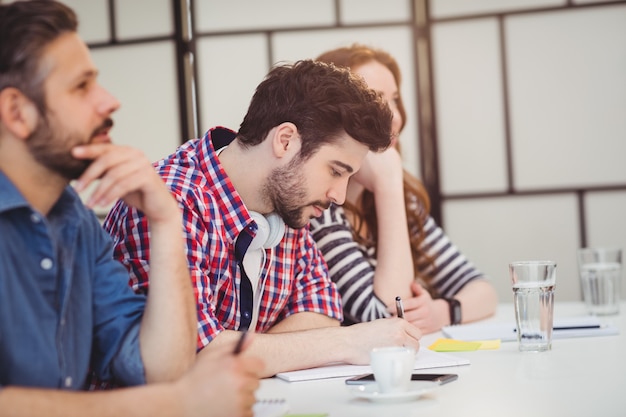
[[271, 122, 301, 158], [0, 87, 39, 139]]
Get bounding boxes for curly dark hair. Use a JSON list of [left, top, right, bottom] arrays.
[[237, 59, 393, 161]]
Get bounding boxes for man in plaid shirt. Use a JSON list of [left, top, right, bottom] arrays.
[[105, 60, 423, 377]]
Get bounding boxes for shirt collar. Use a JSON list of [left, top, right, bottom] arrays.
[[0, 169, 84, 220], [198, 127, 257, 248], [0, 170, 33, 213]]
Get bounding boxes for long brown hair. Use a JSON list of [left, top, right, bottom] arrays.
[[316, 44, 436, 289]]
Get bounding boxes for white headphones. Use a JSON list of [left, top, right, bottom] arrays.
[[248, 211, 285, 251]]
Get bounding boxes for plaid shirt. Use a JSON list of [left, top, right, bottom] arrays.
[[104, 127, 342, 349]]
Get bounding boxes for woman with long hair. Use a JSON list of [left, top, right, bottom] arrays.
[[310, 44, 497, 333]]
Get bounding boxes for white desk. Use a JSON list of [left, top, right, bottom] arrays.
[[256, 302, 626, 417]]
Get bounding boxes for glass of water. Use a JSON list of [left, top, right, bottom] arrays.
[[577, 248, 622, 316], [509, 261, 557, 352]]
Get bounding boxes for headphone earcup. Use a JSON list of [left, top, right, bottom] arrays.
[[248, 211, 285, 250], [264, 212, 285, 248]]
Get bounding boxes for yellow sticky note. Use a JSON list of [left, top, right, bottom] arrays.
[[429, 338, 481, 352], [476, 339, 501, 350], [428, 338, 500, 352]]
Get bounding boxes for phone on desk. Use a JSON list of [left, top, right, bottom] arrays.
[[345, 373, 458, 385]]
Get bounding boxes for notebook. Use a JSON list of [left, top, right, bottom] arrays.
[[275, 346, 470, 382], [253, 399, 289, 417], [442, 316, 619, 342]]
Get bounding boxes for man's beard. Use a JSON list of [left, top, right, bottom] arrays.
[[26, 116, 113, 180], [265, 155, 331, 229]]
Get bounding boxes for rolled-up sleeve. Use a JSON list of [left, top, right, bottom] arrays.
[[88, 225, 147, 386], [110, 323, 145, 386]]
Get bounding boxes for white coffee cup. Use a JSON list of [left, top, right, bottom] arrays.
[[369, 346, 416, 393]]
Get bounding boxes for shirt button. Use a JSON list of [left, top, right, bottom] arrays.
[[243, 311, 251, 319], [31, 213, 41, 223], [40, 258, 53, 270], [64, 376, 72, 387]]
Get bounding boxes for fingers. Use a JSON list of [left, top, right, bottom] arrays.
[[387, 317, 423, 342], [240, 356, 265, 382], [72, 143, 122, 192], [232, 354, 263, 417], [386, 316, 422, 347], [411, 281, 424, 296], [71, 143, 177, 219], [235, 334, 266, 378], [397, 290, 426, 315], [195, 348, 263, 415], [402, 320, 422, 350], [73, 144, 149, 205], [379, 318, 422, 351]]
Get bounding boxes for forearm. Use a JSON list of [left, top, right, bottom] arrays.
[[205, 316, 347, 378], [0, 385, 180, 417], [140, 208, 196, 383], [372, 180, 414, 305], [431, 298, 453, 328], [454, 280, 498, 323]]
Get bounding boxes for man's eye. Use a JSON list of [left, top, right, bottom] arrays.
[[331, 169, 342, 177]]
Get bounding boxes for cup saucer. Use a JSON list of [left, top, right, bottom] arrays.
[[347, 381, 438, 403]]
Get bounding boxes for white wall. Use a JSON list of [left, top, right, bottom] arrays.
[[429, 1, 626, 302], [35, 0, 626, 302]]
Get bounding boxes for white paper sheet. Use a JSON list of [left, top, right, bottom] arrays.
[[275, 347, 470, 382], [442, 316, 619, 342]]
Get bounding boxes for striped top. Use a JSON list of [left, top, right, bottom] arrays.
[[309, 203, 486, 325]]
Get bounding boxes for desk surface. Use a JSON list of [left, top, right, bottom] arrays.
[[256, 302, 626, 417]]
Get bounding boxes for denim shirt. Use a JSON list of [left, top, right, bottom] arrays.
[[0, 172, 147, 389]]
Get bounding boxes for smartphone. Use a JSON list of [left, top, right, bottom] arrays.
[[345, 373, 458, 385]]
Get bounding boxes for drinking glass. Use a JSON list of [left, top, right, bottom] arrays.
[[577, 247, 622, 315], [509, 261, 556, 352]]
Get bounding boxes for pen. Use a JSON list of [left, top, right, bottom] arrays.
[[233, 331, 248, 354], [395, 296, 405, 319], [514, 325, 602, 332], [553, 325, 602, 331]]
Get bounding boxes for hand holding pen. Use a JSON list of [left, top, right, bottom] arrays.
[[179, 330, 264, 417]]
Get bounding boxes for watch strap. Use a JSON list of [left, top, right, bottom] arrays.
[[445, 298, 462, 325]]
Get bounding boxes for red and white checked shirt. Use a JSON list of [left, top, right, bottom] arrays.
[[104, 127, 343, 349]]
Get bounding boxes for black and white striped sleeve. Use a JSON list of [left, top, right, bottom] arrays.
[[309, 204, 390, 324], [416, 216, 487, 299]]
